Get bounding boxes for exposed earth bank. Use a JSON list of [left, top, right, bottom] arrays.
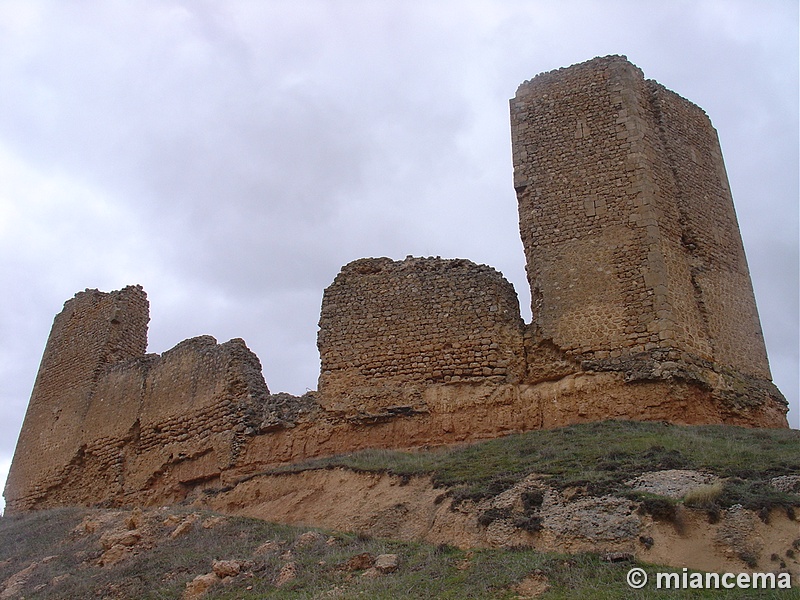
[[197, 467, 800, 581]]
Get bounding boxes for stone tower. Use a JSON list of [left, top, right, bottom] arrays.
[[510, 55, 772, 383], [4, 286, 149, 511]]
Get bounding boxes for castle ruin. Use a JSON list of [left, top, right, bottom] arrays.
[[5, 56, 787, 514]]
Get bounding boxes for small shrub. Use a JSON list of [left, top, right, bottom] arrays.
[[739, 550, 758, 569], [643, 445, 687, 470], [717, 478, 799, 513], [683, 481, 724, 508], [484, 476, 520, 496], [520, 490, 544, 512], [639, 497, 678, 522], [434, 543, 457, 555], [477, 508, 511, 527], [513, 515, 544, 533], [705, 505, 721, 524]]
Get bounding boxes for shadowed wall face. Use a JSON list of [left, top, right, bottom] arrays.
[[510, 55, 771, 380]]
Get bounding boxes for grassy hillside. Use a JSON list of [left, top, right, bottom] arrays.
[[2, 420, 798, 599], [265, 420, 800, 513]]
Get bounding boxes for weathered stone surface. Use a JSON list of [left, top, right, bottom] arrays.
[[317, 256, 526, 414], [626, 470, 718, 500], [373, 554, 399, 573], [5, 286, 149, 512], [99, 529, 141, 550], [771, 475, 800, 494], [253, 540, 281, 556], [275, 561, 298, 587], [98, 544, 133, 567], [0, 563, 38, 599], [184, 572, 220, 600], [340, 552, 375, 571], [170, 514, 200, 539], [3, 286, 272, 512], [715, 505, 763, 565], [201, 516, 227, 529]]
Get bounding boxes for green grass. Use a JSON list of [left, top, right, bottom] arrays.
[[0, 507, 795, 599], [248, 420, 800, 511]]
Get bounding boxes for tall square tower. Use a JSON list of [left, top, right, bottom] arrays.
[[511, 56, 772, 383]]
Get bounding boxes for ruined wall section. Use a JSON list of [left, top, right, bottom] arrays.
[[6, 57, 789, 513], [4, 287, 273, 512], [317, 257, 526, 415], [78, 336, 271, 506]]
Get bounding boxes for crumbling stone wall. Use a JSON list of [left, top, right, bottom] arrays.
[[80, 336, 270, 500], [4, 289, 272, 512], [317, 257, 526, 414], [510, 55, 771, 382]]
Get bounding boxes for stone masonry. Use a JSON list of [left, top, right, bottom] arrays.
[[317, 257, 526, 414], [5, 287, 273, 512], [5, 287, 149, 511], [511, 55, 771, 380], [4, 56, 788, 514]]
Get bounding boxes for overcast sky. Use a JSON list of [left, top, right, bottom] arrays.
[[1, 0, 797, 511]]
